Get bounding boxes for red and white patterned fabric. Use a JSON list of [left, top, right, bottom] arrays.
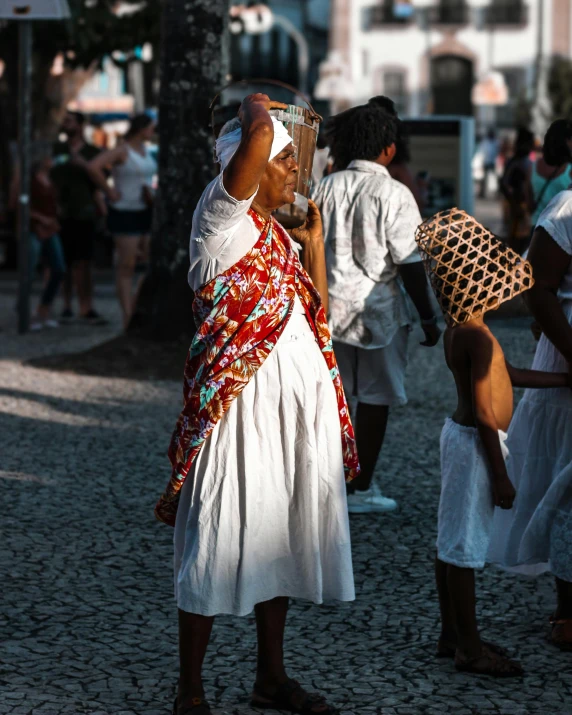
[[155, 209, 359, 527]]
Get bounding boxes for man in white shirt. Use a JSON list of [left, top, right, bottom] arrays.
[[312, 96, 441, 514]]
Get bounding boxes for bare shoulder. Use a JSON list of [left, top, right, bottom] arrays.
[[449, 323, 493, 350], [114, 145, 129, 162], [446, 323, 497, 369]]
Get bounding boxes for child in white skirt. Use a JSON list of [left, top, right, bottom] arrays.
[[415, 209, 570, 677]]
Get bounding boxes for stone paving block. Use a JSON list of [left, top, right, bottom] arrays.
[[0, 294, 570, 714]]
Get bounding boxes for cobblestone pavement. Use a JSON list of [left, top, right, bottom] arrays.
[[1, 284, 571, 715]]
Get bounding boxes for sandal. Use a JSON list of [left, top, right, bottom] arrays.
[[172, 695, 212, 715], [454, 644, 524, 678], [251, 678, 338, 714], [437, 638, 509, 659], [550, 617, 572, 651]]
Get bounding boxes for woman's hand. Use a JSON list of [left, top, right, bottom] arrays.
[[289, 199, 323, 247], [238, 94, 288, 121]]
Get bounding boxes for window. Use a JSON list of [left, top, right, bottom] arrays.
[[433, 0, 469, 25], [484, 0, 527, 26], [384, 70, 408, 115], [367, 0, 414, 29]]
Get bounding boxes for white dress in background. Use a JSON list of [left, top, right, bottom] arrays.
[[489, 191, 572, 581], [173, 175, 355, 617]]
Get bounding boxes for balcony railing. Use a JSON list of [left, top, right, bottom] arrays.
[[367, 2, 470, 29], [365, 1, 530, 30], [483, 1, 528, 26], [367, 4, 414, 28]]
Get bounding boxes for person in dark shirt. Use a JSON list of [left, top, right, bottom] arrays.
[[10, 150, 66, 330], [500, 128, 535, 253], [51, 111, 107, 324]]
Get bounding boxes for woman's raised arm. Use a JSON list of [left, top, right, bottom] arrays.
[[223, 94, 287, 201], [86, 146, 126, 202]]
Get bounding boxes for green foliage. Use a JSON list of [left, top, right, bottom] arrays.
[[0, 0, 160, 69], [547, 55, 572, 120]]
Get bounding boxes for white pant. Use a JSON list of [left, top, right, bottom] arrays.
[[437, 419, 509, 569]]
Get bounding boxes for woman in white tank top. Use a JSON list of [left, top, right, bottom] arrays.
[[88, 114, 157, 329]]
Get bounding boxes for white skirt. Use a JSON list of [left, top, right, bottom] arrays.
[[174, 299, 355, 616], [489, 299, 572, 581], [437, 419, 508, 570]]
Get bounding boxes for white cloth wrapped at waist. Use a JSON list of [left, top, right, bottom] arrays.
[[215, 117, 292, 170]]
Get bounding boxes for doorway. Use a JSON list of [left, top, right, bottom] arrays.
[[431, 55, 474, 115]]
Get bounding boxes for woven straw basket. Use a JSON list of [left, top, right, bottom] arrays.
[[415, 208, 534, 327]]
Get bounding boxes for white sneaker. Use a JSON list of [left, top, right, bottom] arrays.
[[29, 320, 43, 332], [347, 484, 398, 513], [43, 319, 59, 329]]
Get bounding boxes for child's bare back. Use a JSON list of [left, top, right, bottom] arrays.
[[443, 316, 514, 433]]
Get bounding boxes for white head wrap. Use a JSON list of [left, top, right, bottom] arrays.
[[215, 117, 293, 170]]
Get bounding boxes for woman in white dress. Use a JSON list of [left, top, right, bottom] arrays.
[[88, 114, 157, 328], [489, 120, 572, 650], [164, 94, 356, 715]]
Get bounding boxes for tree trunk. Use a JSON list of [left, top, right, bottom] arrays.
[[130, 0, 230, 341]]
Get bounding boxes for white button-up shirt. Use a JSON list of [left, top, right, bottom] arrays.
[[312, 159, 423, 349]]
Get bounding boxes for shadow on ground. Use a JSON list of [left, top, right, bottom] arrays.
[[27, 334, 190, 381]]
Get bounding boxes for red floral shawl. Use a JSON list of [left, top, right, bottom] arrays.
[[154, 209, 359, 526]]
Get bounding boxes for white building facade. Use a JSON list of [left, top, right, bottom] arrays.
[[317, 0, 572, 130]]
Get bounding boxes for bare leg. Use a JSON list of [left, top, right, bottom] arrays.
[[74, 259, 94, 316], [555, 577, 572, 619], [254, 597, 329, 712], [435, 557, 457, 646], [254, 596, 289, 691], [350, 403, 389, 492], [177, 609, 214, 710], [114, 235, 139, 329], [446, 564, 481, 660]]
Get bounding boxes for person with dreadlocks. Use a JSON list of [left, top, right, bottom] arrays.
[[312, 96, 440, 514], [416, 208, 570, 677]]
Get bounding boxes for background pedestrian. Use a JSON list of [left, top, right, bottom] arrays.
[[87, 114, 157, 330], [478, 129, 500, 199], [52, 111, 107, 325], [313, 96, 440, 515], [530, 119, 572, 228], [500, 128, 535, 253], [10, 148, 65, 331], [490, 119, 572, 650]]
